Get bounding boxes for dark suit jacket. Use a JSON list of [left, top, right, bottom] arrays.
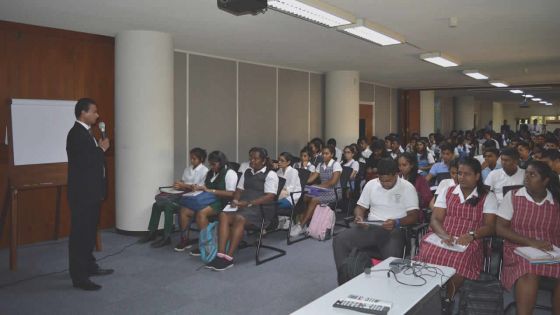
[[66, 122, 106, 204]]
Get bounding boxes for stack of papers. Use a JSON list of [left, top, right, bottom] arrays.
[[514, 246, 560, 264], [183, 191, 203, 197], [424, 233, 468, 252], [159, 187, 184, 194]]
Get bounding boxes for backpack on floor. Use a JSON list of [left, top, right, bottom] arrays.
[[337, 248, 372, 285], [458, 273, 504, 315], [199, 221, 218, 263], [307, 204, 335, 241]]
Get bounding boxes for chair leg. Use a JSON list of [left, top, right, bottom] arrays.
[[255, 217, 286, 265], [286, 205, 310, 245]]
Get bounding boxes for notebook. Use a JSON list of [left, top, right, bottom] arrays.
[[333, 295, 392, 315], [183, 190, 203, 197], [514, 246, 560, 264], [424, 233, 468, 253], [159, 187, 184, 194]]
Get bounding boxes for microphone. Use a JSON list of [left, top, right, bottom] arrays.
[[99, 121, 107, 139]]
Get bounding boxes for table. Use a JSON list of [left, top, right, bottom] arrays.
[[291, 257, 456, 315]]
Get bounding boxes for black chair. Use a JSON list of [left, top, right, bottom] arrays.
[[502, 185, 524, 196], [241, 177, 287, 265], [277, 168, 311, 245], [227, 162, 240, 173], [337, 166, 356, 227]]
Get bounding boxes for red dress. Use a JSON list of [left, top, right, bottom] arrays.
[[415, 188, 487, 280], [501, 190, 560, 290]]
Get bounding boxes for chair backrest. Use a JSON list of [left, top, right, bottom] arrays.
[[502, 185, 524, 196], [227, 162, 240, 172], [276, 177, 286, 200], [296, 168, 311, 189], [340, 166, 353, 189]]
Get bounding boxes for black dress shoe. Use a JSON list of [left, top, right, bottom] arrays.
[[150, 237, 171, 248], [73, 279, 102, 291], [138, 231, 157, 244], [90, 268, 114, 276]]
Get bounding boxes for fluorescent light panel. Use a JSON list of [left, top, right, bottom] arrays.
[[489, 81, 508, 87], [539, 101, 547, 104], [510, 90, 523, 94], [532, 98, 542, 101], [463, 70, 488, 80], [268, 0, 352, 27], [420, 52, 459, 67], [522, 94, 534, 98], [338, 19, 403, 46]]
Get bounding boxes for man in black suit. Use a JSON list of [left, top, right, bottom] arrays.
[[67, 98, 112, 291]]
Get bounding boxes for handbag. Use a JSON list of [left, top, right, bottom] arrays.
[[179, 191, 217, 211]]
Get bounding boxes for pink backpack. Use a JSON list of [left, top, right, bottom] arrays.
[[307, 204, 335, 241]]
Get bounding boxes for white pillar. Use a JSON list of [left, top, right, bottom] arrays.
[[115, 31, 174, 232], [493, 102, 504, 133], [454, 96, 475, 131], [325, 71, 359, 146], [420, 90, 435, 136]]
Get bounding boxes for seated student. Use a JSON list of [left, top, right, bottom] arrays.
[[342, 145, 359, 180], [276, 152, 302, 208], [357, 137, 372, 163], [405, 136, 418, 153], [484, 147, 525, 205], [174, 151, 237, 254], [541, 149, 560, 178], [333, 158, 419, 284], [496, 161, 560, 315], [415, 158, 498, 308], [365, 139, 390, 181], [454, 136, 471, 159], [389, 136, 402, 160], [425, 143, 455, 185], [416, 139, 435, 176], [531, 144, 544, 161], [429, 159, 459, 210], [206, 147, 279, 271], [544, 134, 559, 150], [327, 138, 343, 162], [474, 140, 502, 169], [309, 137, 324, 166], [138, 148, 209, 247], [481, 147, 501, 182], [398, 153, 433, 211], [290, 145, 342, 237], [293, 147, 316, 175], [517, 141, 532, 169]]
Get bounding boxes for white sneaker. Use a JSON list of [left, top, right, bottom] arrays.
[[290, 224, 303, 237], [277, 216, 287, 230], [282, 218, 292, 230]]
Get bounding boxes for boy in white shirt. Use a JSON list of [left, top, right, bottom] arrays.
[[484, 148, 524, 205]]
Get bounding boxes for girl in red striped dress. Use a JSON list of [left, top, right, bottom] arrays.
[[496, 160, 560, 315], [415, 158, 498, 303]]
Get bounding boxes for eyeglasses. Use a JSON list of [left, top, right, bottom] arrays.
[[344, 151, 352, 153]]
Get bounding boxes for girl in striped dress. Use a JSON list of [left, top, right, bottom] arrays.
[[290, 145, 341, 237], [496, 160, 560, 315], [415, 158, 498, 303]]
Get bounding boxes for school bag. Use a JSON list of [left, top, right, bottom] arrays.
[[307, 204, 335, 241], [199, 221, 218, 263], [337, 248, 372, 285], [458, 273, 504, 315]]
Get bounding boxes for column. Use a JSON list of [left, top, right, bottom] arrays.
[[115, 31, 174, 232], [325, 71, 359, 146], [420, 90, 435, 136]]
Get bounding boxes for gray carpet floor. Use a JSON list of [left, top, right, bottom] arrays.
[[0, 229, 554, 315]]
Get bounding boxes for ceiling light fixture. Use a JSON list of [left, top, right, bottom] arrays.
[[539, 101, 547, 104], [532, 98, 542, 101], [338, 18, 403, 46], [510, 90, 523, 94], [489, 81, 508, 87], [268, 0, 353, 27], [522, 94, 534, 98], [420, 52, 459, 67], [463, 70, 489, 80]]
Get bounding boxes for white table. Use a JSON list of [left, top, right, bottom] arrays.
[[291, 257, 456, 315]]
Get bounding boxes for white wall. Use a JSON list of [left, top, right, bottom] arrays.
[[454, 96, 475, 131]]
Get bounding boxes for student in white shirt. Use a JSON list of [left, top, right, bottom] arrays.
[[484, 148, 525, 204], [333, 158, 419, 284], [293, 147, 316, 175], [429, 159, 459, 210], [290, 146, 341, 237], [342, 145, 359, 179], [276, 152, 302, 208], [139, 147, 209, 247], [174, 151, 238, 254], [206, 147, 279, 271], [327, 138, 343, 162], [358, 137, 372, 163]]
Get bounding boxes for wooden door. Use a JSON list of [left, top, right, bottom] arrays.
[[359, 104, 373, 140]]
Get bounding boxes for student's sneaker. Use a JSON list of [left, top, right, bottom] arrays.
[[289, 224, 304, 237], [189, 248, 201, 256], [206, 254, 234, 271], [281, 218, 291, 230], [174, 237, 192, 252]]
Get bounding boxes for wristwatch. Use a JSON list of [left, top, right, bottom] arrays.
[[468, 230, 476, 239]]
